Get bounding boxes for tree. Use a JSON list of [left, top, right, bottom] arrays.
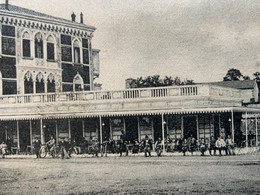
[[243, 75, 250, 80], [223, 68, 243, 81], [253, 72, 260, 81], [129, 75, 194, 88]]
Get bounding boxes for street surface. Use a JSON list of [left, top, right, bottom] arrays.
[[0, 153, 259, 194]]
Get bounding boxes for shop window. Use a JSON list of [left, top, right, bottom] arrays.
[[35, 33, 43, 59], [47, 35, 55, 60], [22, 32, 31, 58]]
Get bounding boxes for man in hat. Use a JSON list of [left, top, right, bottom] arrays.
[[33, 137, 41, 158]]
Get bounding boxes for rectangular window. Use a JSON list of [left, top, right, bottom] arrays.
[[2, 25, 15, 37], [47, 43, 55, 60], [62, 84, 73, 92], [3, 80, 17, 95], [74, 47, 80, 63], [83, 49, 89, 64], [84, 85, 90, 91], [23, 39, 31, 57], [61, 35, 71, 45], [2, 37, 16, 55], [0, 57, 16, 78], [61, 46, 72, 62], [82, 38, 88, 48]]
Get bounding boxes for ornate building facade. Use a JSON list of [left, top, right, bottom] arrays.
[[0, 2, 259, 153], [0, 2, 100, 96]]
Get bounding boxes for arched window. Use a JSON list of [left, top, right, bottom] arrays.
[[47, 73, 55, 93], [36, 72, 44, 93], [73, 73, 83, 92], [22, 32, 31, 58], [35, 33, 43, 59], [73, 40, 81, 64], [24, 71, 33, 94], [47, 35, 55, 61]]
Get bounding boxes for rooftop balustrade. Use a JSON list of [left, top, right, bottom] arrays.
[[0, 84, 242, 105]]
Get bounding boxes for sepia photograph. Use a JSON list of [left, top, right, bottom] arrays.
[[0, 0, 259, 194]]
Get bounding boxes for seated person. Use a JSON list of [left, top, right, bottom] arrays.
[[132, 140, 140, 154], [68, 138, 80, 155], [182, 139, 188, 156], [107, 138, 116, 154], [199, 138, 207, 156], [46, 136, 56, 156], [142, 135, 152, 157], [189, 137, 197, 155], [0, 141, 7, 158], [165, 135, 173, 152], [215, 136, 226, 156]]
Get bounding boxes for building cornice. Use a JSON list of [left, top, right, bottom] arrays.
[[0, 10, 95, 38]]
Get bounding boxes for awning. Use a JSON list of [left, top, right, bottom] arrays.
[[1, 106, 260, 121]]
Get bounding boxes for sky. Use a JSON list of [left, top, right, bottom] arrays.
[[7, 0, 260, 90]]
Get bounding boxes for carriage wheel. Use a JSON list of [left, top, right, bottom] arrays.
[[39, 147, 47, 158]]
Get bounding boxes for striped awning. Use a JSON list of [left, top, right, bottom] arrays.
[[1, 106, 260, 121]]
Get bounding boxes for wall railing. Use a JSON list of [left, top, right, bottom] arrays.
[[0, 85, 241, 105]]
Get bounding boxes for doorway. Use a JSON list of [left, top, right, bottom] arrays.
[[125, 117, 138, 143], [183, 116, 197, 139], [71, 119, 84, 144]]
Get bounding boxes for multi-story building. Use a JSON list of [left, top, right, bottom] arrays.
[[0, 2, 100, 96], [0, 1, 259, 153]]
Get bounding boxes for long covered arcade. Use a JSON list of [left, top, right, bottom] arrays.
[[0, 84, 260, 153], [0, 2, 259, 155]]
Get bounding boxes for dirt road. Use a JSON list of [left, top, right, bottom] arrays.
[[0, 154, 259, 194]]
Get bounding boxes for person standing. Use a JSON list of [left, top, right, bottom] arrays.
[[226, 135, 235, 155], [33, 137, 41, 158], [209, 136, 216, 156], [182, 139, 188, 156], [59, 138, 69, 159], [155, 138, 163, 157]]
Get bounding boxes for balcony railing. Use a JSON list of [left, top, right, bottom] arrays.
[[0, 85, 241, 105]]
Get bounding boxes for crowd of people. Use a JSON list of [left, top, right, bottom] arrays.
[[103, 134, 236, 157], [0, 133, 238, 159]]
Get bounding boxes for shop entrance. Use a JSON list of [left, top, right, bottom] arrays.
[[183, 116, 197, 139]]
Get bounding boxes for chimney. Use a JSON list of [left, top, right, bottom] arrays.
[[5, 0, 9, 10], [71, 12, 76, 22], [80, 12, 84, 24]]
